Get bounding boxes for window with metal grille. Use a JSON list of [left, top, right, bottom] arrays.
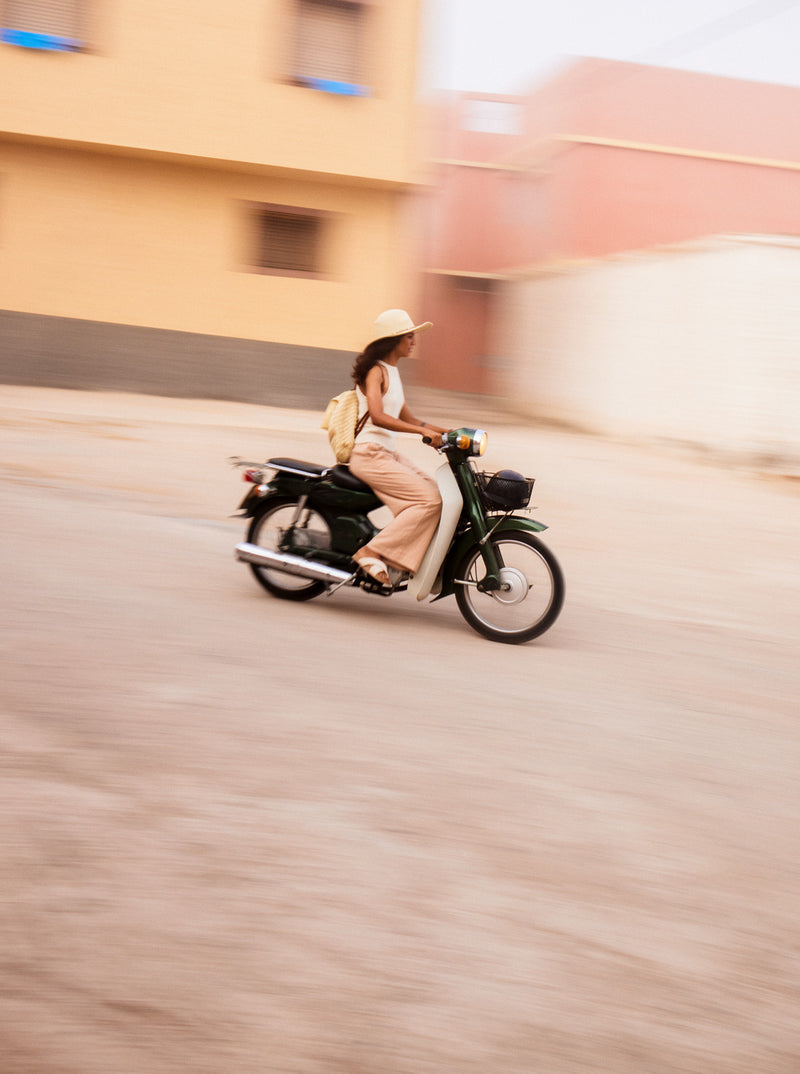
[[1, 0, 85, 49], [290, 0, 368, 96], [252, 206, 326, 277]]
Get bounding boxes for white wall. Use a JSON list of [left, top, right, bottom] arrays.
[[499, 237, 800, 465]]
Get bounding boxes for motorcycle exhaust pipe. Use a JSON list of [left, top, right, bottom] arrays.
[[235, 542, 354, 586]]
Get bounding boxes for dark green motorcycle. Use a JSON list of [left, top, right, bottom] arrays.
[[232, 428, 564, 644]]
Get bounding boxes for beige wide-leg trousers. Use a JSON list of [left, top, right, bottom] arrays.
[[348, 442, 442, 574]]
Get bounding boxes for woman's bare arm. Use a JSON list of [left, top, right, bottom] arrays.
[[363, 366, 445, 446]]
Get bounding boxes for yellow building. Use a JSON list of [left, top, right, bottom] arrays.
[[0, 0, 426, 403]]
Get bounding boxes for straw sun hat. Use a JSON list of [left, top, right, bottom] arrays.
[[371, 309, 433, 341]]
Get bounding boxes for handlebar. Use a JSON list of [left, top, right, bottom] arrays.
[[424, 429, 488, 457], [423, 434, 447, 452]]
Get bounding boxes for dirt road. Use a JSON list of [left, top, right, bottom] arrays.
[[1, 386, 798, 1073]]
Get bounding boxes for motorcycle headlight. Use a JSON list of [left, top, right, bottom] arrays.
[[449, 428, 488, 456]]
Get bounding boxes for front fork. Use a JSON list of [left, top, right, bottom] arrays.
[[456, 470, 505, 592], [475, 517, 511, 591]]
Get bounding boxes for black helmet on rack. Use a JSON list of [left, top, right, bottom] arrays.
[[482, 469, 533, 510]]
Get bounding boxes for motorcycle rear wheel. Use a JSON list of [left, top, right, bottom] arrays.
[[247, 498, 333, 601], [455, 531, 564, 644]]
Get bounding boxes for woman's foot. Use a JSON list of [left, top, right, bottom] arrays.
[[352, 552, 390, 587]]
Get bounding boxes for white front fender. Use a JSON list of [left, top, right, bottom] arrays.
[[407, 464, 463, 602]]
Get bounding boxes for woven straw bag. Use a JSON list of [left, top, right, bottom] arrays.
[[321, 389, 368, 463]]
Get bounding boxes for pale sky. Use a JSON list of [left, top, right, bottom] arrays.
[[419, 0, 800, 94]]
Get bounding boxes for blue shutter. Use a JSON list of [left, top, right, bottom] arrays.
[[2, 0, 84, 50]]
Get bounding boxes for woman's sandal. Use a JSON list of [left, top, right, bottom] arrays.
[[353, 555, 391, 587]]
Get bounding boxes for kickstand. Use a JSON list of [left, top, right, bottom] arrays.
[[326, 571, 356, 597]]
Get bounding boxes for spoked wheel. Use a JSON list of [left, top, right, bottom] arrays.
[[455, 531, 564, 643], [246, 498, 333, 601]]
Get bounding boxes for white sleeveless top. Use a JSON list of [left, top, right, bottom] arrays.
[[355, 361, 405, 451]]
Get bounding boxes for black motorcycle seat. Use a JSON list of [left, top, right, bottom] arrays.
[[266, 457, 374, 494], [329, 465, 374, 493], [267, 458, 328, 477]]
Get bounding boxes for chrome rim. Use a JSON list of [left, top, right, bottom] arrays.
[[460, 537, 556, 635], [251, 504, 331, 591]]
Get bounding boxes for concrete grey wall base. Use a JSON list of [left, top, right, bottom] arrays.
[[0, 310, 354, 409]]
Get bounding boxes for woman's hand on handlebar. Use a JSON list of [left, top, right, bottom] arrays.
[[423, 431, 444, 449]]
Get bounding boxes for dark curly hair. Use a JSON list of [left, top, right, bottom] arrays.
[[351, 336, 401, 389]]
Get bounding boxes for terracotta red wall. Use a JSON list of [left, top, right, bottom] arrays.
[[418, 274, 496, 394], [426, 165, 509, 273], [553, 145, 800, 260], [529, 59, 800, 261], [523, 58, 800, 163], [417, 64, 800, 393]]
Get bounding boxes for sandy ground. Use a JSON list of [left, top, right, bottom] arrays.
[[1, 385, 799, 1073]]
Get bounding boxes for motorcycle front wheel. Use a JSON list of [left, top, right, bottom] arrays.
[[455, 531, 564, 644], [246, 498, 332, 601]]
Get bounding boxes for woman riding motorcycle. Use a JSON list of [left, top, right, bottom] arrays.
[[349, 309, 456, 587]]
